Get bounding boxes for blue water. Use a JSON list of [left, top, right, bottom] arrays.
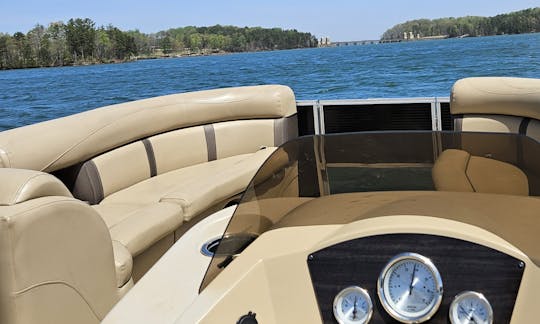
[[0, 33, 539, 131]]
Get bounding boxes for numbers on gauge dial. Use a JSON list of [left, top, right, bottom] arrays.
[[450, 291, 493, 324], [333, 286, 373, 324]]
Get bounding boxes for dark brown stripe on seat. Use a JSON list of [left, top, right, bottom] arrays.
[[273, 114, 299, 147], [72, 160, 104, 205], [519, 118, 531, 135], [453, 115, 464, 132], [204, 124, 217, 161], [142, 139, 157, 177]]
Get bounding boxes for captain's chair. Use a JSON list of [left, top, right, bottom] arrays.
[[0, 169, 131, 324], [433, 77, 540, 196]]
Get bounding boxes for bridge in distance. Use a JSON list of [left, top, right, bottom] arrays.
[[332, 40, 380, 46]]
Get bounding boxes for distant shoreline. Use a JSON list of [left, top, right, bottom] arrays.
[[381, 7, 539, 41], [2, 32, 538, 71], [1, 45, 325, 71], [0, 48, 285, 71], [0, 21, 317, 71]]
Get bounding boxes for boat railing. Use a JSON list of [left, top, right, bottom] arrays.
[[296, 97, 451, 136]]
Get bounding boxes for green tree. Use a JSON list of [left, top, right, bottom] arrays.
[[188, 33, 202, 51], [160, 36, 173, 54], [65, 18, 96, 62], [47, 22, 69, 65], [0, 33, 10, 69]]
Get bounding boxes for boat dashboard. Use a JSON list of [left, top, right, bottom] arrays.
[[185, 131, 540, 323], [180, 190, 539, 324]]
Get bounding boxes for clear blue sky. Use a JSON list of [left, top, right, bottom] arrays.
[[1, 0, 538, 40]]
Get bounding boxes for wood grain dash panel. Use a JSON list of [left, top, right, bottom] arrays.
[[307, 234, 524, 323]]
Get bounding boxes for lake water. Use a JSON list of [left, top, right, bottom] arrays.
[[0, 33, 539, 131]]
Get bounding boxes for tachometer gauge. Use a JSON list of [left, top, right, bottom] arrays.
[[333, 286, 373, 324], [449, 291, 493, 324], [378, 252, 443, 323]]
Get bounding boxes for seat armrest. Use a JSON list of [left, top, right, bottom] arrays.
[[0, 168, 72, 206], [112, 240, 133, 288]]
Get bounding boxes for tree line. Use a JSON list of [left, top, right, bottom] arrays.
[[381, 7, 540, 40], [0, 19, 318, 70]]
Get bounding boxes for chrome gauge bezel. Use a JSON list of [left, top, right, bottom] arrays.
[[333, 286, 373, 324], [449, 291, 493, 324], [377, 252, 443, 323]]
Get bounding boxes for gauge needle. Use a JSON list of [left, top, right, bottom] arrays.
[[409, 264, 417, 295], [467, 309, 477, 324], [352, 296, 358, 319]]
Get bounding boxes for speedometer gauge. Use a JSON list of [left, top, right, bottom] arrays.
[[378, 252, 443, 323], [449, 291, 493, 324], [333, 286, 373, 324]]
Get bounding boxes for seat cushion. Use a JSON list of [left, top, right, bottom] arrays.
[[101, 148, 276, 221], [93, 202, 183, 256], [466, 156, 529, 196], [433, 149, 529, 196], [432, 149, 474, 193]]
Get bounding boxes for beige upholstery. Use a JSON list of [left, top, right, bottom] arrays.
[[214, 120, 275, 159], [456, 114, 522, 133], [451, 77, 540, 119], [0, 85, 295, 172], [451, 77, 540, 137], [93, 141, 151, 197], [148, 126, 208, 175], [0, 196, 120, 324], [112, 240, 133, 288], [93, 203, 183, 257], [432, 149, 474, 193], [433, 149, 529, 196], [54, 86, 295, 286], [0, 168, 72, 206], [445, 77, 540, 195], [102, 148, 276, 221]]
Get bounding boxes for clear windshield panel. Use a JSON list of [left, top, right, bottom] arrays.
[[200, 131, 540, 290]]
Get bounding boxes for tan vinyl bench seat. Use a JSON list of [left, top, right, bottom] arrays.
[[95, 148, 275, 255], [56, 86, 297, 282]]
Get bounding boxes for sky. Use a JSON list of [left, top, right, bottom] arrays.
[[1, 0, 539, 41]]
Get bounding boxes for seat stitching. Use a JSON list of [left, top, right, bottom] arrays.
[[464, 154, 477, 192], [14, 280, 102, 321]]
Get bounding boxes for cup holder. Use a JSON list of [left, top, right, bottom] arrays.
[[201, 233, 259, 257]]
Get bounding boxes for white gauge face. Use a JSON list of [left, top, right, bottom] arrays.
[[378, 253, 443, 323], [333, 286, 373, 324], [449, 291, 493, 324]]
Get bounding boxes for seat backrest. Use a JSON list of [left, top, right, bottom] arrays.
[[65, 85, 298, 204], [0, 85, 297, 173], [0, 169, 119, 324], [451, 77, 540, 141]]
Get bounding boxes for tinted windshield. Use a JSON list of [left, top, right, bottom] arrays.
[[201, 131, 540, 290]]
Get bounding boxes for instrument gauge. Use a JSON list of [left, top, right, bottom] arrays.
[[449, 291, 493, 324], [333, 286, 373, 324], [378, 252, 443, 323]]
